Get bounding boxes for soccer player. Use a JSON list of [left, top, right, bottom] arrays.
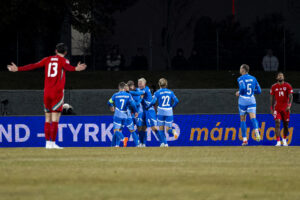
[[136, 78, 161, 147], [127, 80, 144, 125], [270, 72, 293, 146], [146, 78, 179, 147], [7, 43, 87, 149], [236, 64, 261, 146], [108, 82, 139, 147]]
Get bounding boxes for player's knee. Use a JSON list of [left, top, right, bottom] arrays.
[[151, 126, 157, 132], [159, 126, 164, 131]]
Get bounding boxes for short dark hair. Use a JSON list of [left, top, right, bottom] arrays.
[[277, 71, 284, 76], [241, 64, 250, 73], [127, 80, 134, 87], [118, 82, 126, 89], [56, 43, 68, 54]]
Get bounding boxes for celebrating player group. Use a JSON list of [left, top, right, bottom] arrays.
[[107, 78, 179, 147], [7, 43, 294, 148]]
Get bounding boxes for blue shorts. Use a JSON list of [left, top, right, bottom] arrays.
[[239, 104, 256, 116], [113, 117, 135, 131], [137, 109, 157, 127], [157, 115, 173, 127]]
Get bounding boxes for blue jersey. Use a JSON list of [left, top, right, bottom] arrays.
[[129, 89, 144, 113], [237, 74, 261, 106], [140, 86, 155, 111], [150, 88, 179, 116], [108, 91, 137, 119]]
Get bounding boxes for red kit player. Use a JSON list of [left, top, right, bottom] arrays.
[[270, 72, 293, 146], [7, 43, 87, 149]]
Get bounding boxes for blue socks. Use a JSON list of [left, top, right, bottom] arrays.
[[131, 131, 140, 146], [159, 130, 167, 144], [111, 134, 117, 146], [115, 131, 124, 141], [139, 131, 147, 145], [241, 121, 247, 138], [251, 118, 259, 130]]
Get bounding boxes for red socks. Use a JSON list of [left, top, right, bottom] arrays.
[[44, 122, 51, 141], [50, 122, 59, 142], [277, 136, 280, 141]]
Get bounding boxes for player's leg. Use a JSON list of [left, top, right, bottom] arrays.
[[137, 112, 147, 147], [282, 121, 289, 146], [47, 93, 64, 149], [44, 112, 52, 149], [44, 94, 52, 149], [165, 115, 178, 139], [147, 110, 163, 146], [50, 112, 63, 149], [127, 118, 139, 147], [248, 105, 260, 142], [157, 115, 167, 147], [113, 118, 128, 147], [282, 111, 290, 146], [239, 105, 248, 145], [273, 110, 282, 146]]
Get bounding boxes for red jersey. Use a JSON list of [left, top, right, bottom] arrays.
[[270, 82, 293, 111], [18, 55, 76, 93]]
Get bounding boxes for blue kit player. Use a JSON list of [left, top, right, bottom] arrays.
[[147, 78, 179, 147], [108, 82, 139, 147], [127, 80, 144, 127], [236, 64, 261, 146], [136, 78, 162, 147]]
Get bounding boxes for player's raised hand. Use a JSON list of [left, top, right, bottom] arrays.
[[75, 62, 87, 71], [7, 62, 18, 72]]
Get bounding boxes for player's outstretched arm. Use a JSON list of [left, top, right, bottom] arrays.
[[7, 62, 18, 72], [9, 58, 47, 72]]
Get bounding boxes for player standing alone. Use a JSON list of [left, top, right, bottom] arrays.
[[236, 64, 261, 146], [270, 72, 293, 146], [7, 43, 87, 149]]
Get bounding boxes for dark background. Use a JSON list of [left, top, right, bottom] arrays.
[[0, 0, 300, 71]]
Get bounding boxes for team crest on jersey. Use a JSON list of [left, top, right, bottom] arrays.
[[275, 88, 278, 91], [283, 87, 286, 91]]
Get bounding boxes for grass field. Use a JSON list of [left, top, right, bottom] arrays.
[[0, 147, 300, 200]]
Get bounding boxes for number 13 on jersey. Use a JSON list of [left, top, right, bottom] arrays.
[[48, 62, 58, 77]]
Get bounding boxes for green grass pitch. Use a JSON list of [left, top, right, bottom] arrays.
[[0, 147, 299, 200]]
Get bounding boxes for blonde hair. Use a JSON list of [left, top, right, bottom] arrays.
[[158, 78, 168, 88], [138, 78, 147, 84]]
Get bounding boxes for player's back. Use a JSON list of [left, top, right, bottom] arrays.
[[44, 55, 70, 93], [155, 88, 178, 116], [112, 91, 133, 118], [238, 74, 261, 106]]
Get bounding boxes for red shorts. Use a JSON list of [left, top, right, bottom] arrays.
[[273, 110, 290, 122], [44, 91, 64, 113]]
